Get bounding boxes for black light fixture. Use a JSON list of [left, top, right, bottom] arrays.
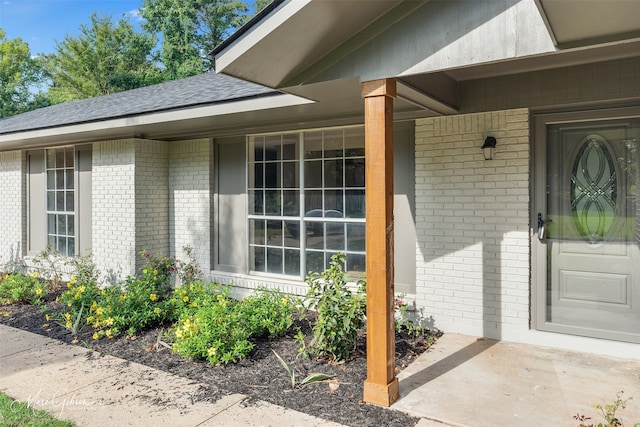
[[481, 136, 497, 160]]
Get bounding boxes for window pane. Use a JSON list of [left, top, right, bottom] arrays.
[[345, 127, 365, 156], [284, 221, 301, 248], [57, 236, 66, 255], [67, 214, 75, 235], [282, 190, 299, 216], [58, 215, 66, 235], [265, 190, 280, 215], [56, 191, 65, 211], [284, 249, 300, 275], [250, 163, 263, 188], [284, 220, 301, 241], [282, 134, 298, 160], [47, 191, 55, 211], [347, 253, 366, 274], [48, 235, 56, 249], [266, 220, 283, 246], [47, 171, 55, 189], [250, 219, 265, 245], [249, 190, 264, 215], [306, 222, 324, 249], [64, 147, 74, 167], [345, 158, 365, 187], [326, 222, 345, 250], [324, 159, 343, 188], [324, 190, 344, 215], [66, 191, 74, 211], [252, 138, 264, 162], [282, 162, 298, 188], [266, 247, 283, 273], [324, 130, 344, 158], [66, 170, 74, 189], [304, 160, 322, 188], [48, 214, 56, 235], [55, 150, 65, 168], [304, 132, 323, 159], [347, 224, 366, 251], [67, 237, 75, 256], [252, 246, 265, 272], [46, 150, 56, 168], [346, 189, 365, 218], [56, 170, 64, 188], [264, 163, 280, 188], [306, 251, 324, 273], [304, 190, 322, 214], [265, 135, 281, 161]]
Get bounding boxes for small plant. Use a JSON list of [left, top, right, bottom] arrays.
[[574, 391, 639, 427], [239, 287, 295, 337], [0, 272, 47, 305], [302, 252, 366, 362], [33, 246, 64, 289], [175, 245, 203, 284], [272, 350, 334, 388], [394, 294, 427, 339]]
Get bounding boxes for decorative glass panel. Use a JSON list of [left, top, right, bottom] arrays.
[[570, 137, 617, 243]]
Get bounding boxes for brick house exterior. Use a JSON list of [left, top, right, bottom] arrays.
[[2, 0, 640, 359]]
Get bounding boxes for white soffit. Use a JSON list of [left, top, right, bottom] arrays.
[[536, 0, 640, 47], [214, 0, 402, 88]]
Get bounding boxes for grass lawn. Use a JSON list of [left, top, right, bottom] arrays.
[[0, 392, 75, 427]]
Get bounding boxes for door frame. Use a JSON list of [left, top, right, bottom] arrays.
[[532, 106, 640, 342]]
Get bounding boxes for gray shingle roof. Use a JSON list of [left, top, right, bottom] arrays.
[[0, 71, 277, 135]]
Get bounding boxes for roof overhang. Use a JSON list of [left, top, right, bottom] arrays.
[[535, 0, 640, 48], [0, 93, 314, 150]]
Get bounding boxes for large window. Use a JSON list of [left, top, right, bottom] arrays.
[[46, 147, 75, 256], [248, 127, 366, 278]]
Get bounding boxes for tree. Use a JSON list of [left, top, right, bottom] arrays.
[[140, 0, 251, 79], [43, 13, 161, 104], [0, 29, 47, 118]]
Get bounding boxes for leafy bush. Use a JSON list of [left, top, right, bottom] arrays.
[[0, 272, 47, 305], [171, 286, 295, 365], [303, 252, 366, 362], [172, 293, 253, 364], [240, 287, 295, 337]]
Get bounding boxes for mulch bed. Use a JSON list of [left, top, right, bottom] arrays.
[[0, 286, 440, 427]]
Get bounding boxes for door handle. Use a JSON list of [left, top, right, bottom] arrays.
[[537, 213, 552, 241]]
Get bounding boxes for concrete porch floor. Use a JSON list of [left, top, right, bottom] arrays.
[[392, 334, 640, 427]]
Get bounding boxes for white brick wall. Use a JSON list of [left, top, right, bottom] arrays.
[[92, 140, 137, 282], [414, 108, 530, 339], [0, 151, 25, 268], [135, 140, 169, 266], [168, 139, 211, 273]]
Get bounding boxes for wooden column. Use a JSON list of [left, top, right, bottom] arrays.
[[362, 78, 398, 407]]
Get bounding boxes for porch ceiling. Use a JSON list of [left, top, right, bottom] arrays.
[[535, 0, 640, 48]]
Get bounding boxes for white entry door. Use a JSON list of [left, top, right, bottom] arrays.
[[535, 112, 640, 343]]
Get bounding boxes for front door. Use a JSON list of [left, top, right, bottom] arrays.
[[534, 111, 640, 343]]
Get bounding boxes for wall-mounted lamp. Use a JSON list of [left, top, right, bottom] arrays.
[[481, 136, 497, 160]]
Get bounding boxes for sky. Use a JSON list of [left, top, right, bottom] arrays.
[[0, 0, 143, 55]]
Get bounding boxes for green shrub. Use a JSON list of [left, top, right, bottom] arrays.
[[303, 252, 366, 362], [171, 286, 295, 364], [172, 293, 253, 364], [240, 287, 295, 337], [0, 272, 47, 305]]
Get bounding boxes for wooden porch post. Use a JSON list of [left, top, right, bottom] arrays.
[[361, 78, 398, 407]]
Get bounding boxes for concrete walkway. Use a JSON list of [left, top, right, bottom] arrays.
[[2, 325, 640, 427], [394, 333, 640, 427], [0, 325, 343, 427]]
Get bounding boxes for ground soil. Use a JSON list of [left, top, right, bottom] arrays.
[[0, 285, 440, 427]]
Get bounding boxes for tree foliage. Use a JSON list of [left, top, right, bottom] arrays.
[[0, 29, 47, 118], [43, 13, 161, 104], [140, 0, 251, 79]]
